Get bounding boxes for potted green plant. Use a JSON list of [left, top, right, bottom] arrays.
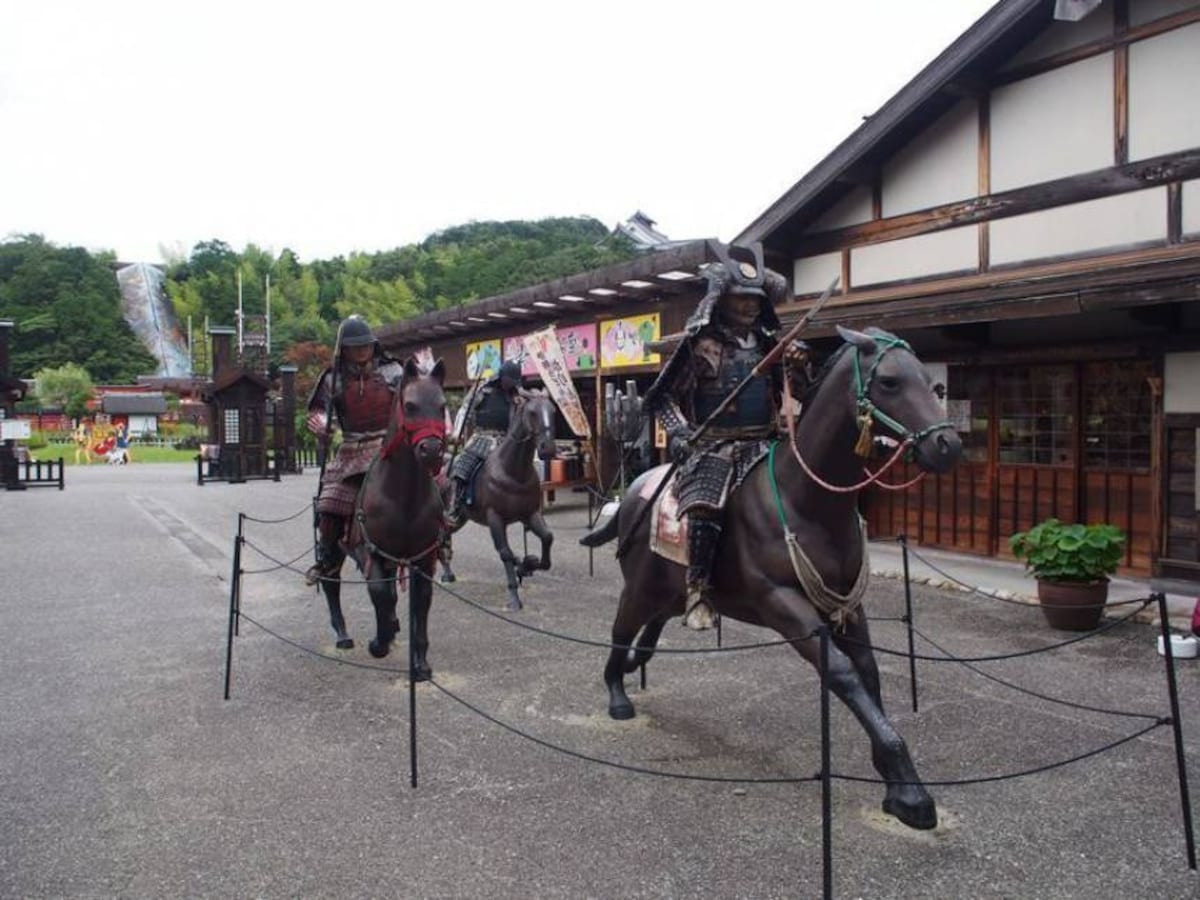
[[1009, 518, 1126, 631]]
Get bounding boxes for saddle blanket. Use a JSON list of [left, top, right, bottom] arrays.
[[641, 467, 689, 566]]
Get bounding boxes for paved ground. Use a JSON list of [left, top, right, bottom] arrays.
[[1, 465, 1198, 899]]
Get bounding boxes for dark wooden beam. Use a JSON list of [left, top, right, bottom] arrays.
[[993, 6, 1200, 88], [978, 93, 991, 273], [1114, 0, 1129, 166], [793, 147, 1200, 257], [1167, 182, 1183, 244]]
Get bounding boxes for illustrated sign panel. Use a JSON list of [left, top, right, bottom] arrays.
[[599, 313, 660, 368], [465, 339, 502, 380]]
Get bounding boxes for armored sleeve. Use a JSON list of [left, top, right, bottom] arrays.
[[307, 368, 334, 414], [644, 339, 696, 432]]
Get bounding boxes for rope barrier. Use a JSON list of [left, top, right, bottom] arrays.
[[240, 504, 313, 525], [836, 597, 1153, 663], [424, 677, 821, 785], [229, 503, 1183, 788], [911, 625, 1163, 722], [410, 567, 822, 654], [901, 543, 1151, 609], [832, 719, 1166, 788]]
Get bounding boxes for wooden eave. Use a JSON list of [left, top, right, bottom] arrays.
[[777, 242, 1200, 336], [375, 240, 719, 350]]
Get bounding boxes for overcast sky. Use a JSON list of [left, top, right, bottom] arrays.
[[0, 0, 997, 265]]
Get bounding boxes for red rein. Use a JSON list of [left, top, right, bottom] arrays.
[[380, 409, 446, 472]]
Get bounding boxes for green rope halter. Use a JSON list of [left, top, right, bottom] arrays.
[[850, 332, 952, 455]]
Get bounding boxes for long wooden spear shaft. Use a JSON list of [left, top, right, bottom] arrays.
[[613, 275, 839, 556]]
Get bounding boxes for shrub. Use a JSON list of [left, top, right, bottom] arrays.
[[1009, 518, 1125, 583]]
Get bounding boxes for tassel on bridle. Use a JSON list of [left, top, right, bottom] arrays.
[[854, 408, 874, 458]]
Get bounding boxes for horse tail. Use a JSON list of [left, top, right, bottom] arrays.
[[580, 508, 620, 547]]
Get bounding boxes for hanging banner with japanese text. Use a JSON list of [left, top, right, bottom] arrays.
[[505, 322, 597, 375], [523, 326, 591, 438]]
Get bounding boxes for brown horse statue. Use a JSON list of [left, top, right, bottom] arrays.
[[318, 357, 447, 677], [442, 390, 558, 611], [581, 326, 961, 830]]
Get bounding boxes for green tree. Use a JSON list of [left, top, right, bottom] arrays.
[[32, 362, 94, 419]]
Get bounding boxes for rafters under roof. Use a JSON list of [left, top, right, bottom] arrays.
[[377, 239, 719, 347]]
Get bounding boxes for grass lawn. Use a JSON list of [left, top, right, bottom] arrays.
[[32, 443, 198, 465]]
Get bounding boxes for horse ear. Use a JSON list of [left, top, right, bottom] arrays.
[[403, 357, 421, 380], [430, 358, 446, 384], [836, 325, 878, 354]]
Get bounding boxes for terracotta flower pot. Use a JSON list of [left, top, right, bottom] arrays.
[[1036, 579, 1108, 631]]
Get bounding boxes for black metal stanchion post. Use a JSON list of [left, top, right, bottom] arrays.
[[409, 576, 419, 790], [1156, 591, 1196, 869], [716, 615, 723, 648], [819, 625, 833, 900], [223, 522, 244, 700], [587, 489, 595, 578], [900, 535, 919, 713], [233, 514, 244, 637]]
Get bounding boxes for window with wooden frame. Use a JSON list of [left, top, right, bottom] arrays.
[[1081, 360, 1153, 471], [997, 365, 1075, 465]]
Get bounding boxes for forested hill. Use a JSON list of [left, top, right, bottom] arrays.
[[0, 217, 637, 383]]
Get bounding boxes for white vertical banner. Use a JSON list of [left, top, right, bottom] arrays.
[[524, 326, 591, 438]]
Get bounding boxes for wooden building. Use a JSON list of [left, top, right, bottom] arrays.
[[737, 0, 1200, 577]]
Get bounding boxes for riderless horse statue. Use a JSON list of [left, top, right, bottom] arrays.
[[442, 390, 558, 611], [581, 326, 961, 830], [316, 358, 447, 677]]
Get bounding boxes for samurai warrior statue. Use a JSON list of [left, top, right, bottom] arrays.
[[443, 358, 523, 528], [305, 315, 405, 584], [644, 243, 811, 629]]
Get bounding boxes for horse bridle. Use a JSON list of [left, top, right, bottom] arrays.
[[779, 334, 953, 494], [380, 386, 447, 462], [850, 334, 953, 453]]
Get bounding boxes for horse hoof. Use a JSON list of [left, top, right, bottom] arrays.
[[440, 572, 456, 583], [368, 640, 390, 659], [412, 665, 432, 683], [882, 795, 938, 831], [522, 555, 541, 573], [609, 703, 635, 721], [336, 638, 354, 650]]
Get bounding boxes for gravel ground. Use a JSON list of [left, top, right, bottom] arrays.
[[0, 464, 1197, 899]]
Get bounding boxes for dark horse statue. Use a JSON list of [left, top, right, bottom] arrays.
[[319, 357, 447, 678], [581, 327, 961, 830], [442, 390, 558, 611]]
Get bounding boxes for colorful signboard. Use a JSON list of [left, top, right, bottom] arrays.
[[599, 313, 660, 368], [523, 326, 592, 438], [504, 323, 598, 375], [464, 339, 502, 380]]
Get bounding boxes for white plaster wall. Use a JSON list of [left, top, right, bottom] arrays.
[[881, 99, 978, 217], [990, 188, 1166, 265], [991, 53, 1114, 191], [1128, 22, 1200, 160], [793, 252, 842, 295], [1165, 351, 1200, 413], [806, 185, 872, 232], [1131, 0, 1198, 27], [1004, 4, 1114, 67], [851, 226, 977, 287], [1185, 179, 1200, 235]]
